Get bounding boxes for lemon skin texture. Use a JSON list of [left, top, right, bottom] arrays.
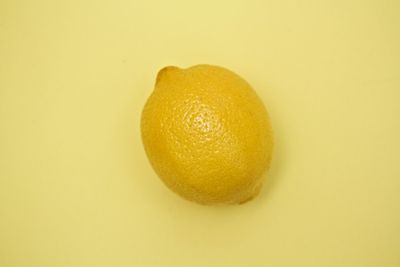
[[141, 65, 273, 205]]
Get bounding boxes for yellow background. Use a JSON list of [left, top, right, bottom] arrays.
[[1, 0, 399, 266]]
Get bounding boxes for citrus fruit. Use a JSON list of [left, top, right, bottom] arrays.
[[141, 64, 273, 204]]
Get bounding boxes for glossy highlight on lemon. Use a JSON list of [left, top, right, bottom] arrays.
[[141, 64, 273, 204]]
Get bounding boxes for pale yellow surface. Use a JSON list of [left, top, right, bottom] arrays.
[[0, 0, 399, 266]]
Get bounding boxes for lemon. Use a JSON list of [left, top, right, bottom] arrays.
[[141, 64, 273, 204]]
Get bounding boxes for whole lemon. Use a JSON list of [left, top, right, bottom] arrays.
[[141, 65, 273, 204]]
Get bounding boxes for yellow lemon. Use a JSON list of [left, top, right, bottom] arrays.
[[141, 65, 273, 204]]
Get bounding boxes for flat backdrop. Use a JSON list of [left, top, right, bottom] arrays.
[[1, 0, 399, 266]]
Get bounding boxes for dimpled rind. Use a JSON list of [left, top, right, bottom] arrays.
[[141, 64, 273, 204]]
